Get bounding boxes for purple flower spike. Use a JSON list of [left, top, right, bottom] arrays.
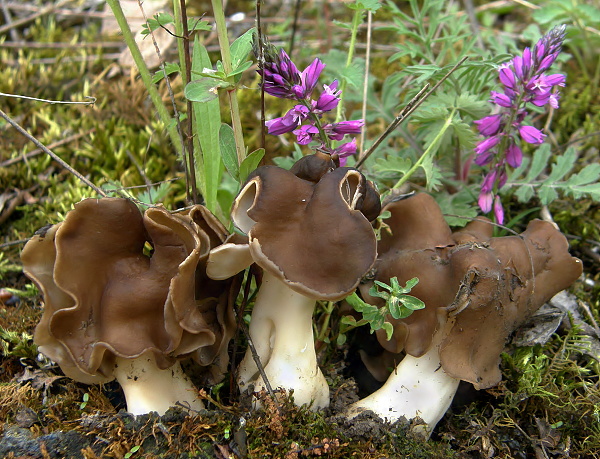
[[262, 49, 302, 99], [519, 125, 546, 144], [473, 25, 566, 220]]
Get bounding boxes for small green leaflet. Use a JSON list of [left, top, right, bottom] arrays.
[[239, 149, 265, 182]]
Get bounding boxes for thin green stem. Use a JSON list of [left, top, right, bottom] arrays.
[[335, 8, 363, 122], [105, 0, 183, 157], [211, 0, 246, 166], [317, 301, 335, 342], [393, 109, 456, 190]]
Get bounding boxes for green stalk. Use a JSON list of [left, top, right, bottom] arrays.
[[173, 0, 187, 82], [211, 0, 246, 166], [335, 8, 363, 122], [105, 0, 183, 157], [393, 109, 456, 190]]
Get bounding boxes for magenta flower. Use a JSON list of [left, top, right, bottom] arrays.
[[324, 120, 364, 141], [493, 196, 504, 224], [260, 44, 364, 162], [472, 25, 566, 222], [293, 124, 319, 145], [265, 105, 310, 135], [314, 80, 342, 112], [506, 142, 523, 168], [519, 125, 546, 144], [474, 115, 503, 136]]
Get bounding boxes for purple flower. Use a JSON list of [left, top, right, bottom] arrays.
[[314, 80, 341, 112], [265, 105, 310, 135], [493, 196, 504, 224], [299, 58, 325, 99], [490, 91, 513, 108], [332, 138, 358, 166], [478, 192, 493, 213], [261, 49, 302, 99], [519, 125, 546, 144], [474, 135, 501, 156], [474, 114, 503, 136], [506, 142, 523, 168], [293, 124, 319, 145], [324, 120, 364, 141], [473, 25, 566, 221]]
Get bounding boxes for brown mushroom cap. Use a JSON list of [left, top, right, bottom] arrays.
[[22, 198, 236, 384], [232, 154, 379, 301], [360, 193, 582, 388]]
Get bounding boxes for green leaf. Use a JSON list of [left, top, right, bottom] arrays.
[[230, 28, 256, 72], [514, 185, 535, 203], [565, 163, 600, 187], [239, 148, 265, 182], [404, 277, 419, 291], [373, 156, 412, 177], [524, 143, 552, 182], [336, 333, 347, 346], [192, 38, 223, 213], [399, 295, 426, 312], [382, 322, 394, 341], [141, 12, 174, 35], [185, 78, 231, 103], [187, 18, 211, 32], [347, 0, 382, 12], [543, 147, 577, 183], [219, 123, 239, 181], [537, 185, 559, 205], [152, 62, 180, 84]]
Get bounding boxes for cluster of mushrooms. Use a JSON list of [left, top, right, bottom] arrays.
[[21, 152, 582, 436]]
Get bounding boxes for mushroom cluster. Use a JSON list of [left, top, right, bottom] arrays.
[[207, 152, 381, 409], [347, 193, 583, 435], [21, 198, 237, 415]]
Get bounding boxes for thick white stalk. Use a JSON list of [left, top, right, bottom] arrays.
[[346, 345, 459, 437], [238, 272, 329, 409], [113, 353, 204, 415]]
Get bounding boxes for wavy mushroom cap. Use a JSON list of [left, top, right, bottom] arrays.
[[231, 154, 380, 301], [360, 193, 582, 388], [22, 198, 236, 385]]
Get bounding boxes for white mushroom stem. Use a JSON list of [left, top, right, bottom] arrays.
[[113, 353, 204, 415], [345, 343, 459, 437], [238, 271, 329, 409]]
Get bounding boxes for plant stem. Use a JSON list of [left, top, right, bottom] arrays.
[[211, 0, 246, 166], [105, 0, 183, 158], [335, 8, 363, 122], [393, 109, 456, 189]]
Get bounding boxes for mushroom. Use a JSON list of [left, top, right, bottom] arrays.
[[207, 152, 380, 409], [21, 198, 237, 415], [346, 193, 582, 435]]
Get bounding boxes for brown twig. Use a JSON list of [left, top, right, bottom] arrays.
[[179, 0, 198, 204], [0, 108, 107, 197], [0, 0, 19, 41], [0, 41, 123, 49], [356, 56, 468, 169], [288, 0, 302, 56], [256, 0, 266, 152], [358, 10, 373, 158]]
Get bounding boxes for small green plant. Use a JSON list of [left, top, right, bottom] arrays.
[[79, 393, 89, 410], [342, 277, 425, 342], [0, 327, 37, 361], [124, 445, 141, 459]]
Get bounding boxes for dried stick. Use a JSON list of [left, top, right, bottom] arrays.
[[356, 56, 468, 169], [358, 10, 373, 158], [0, 108, 107, 197], [256, 0, 266, 152], [0, 92, 95, 105]]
